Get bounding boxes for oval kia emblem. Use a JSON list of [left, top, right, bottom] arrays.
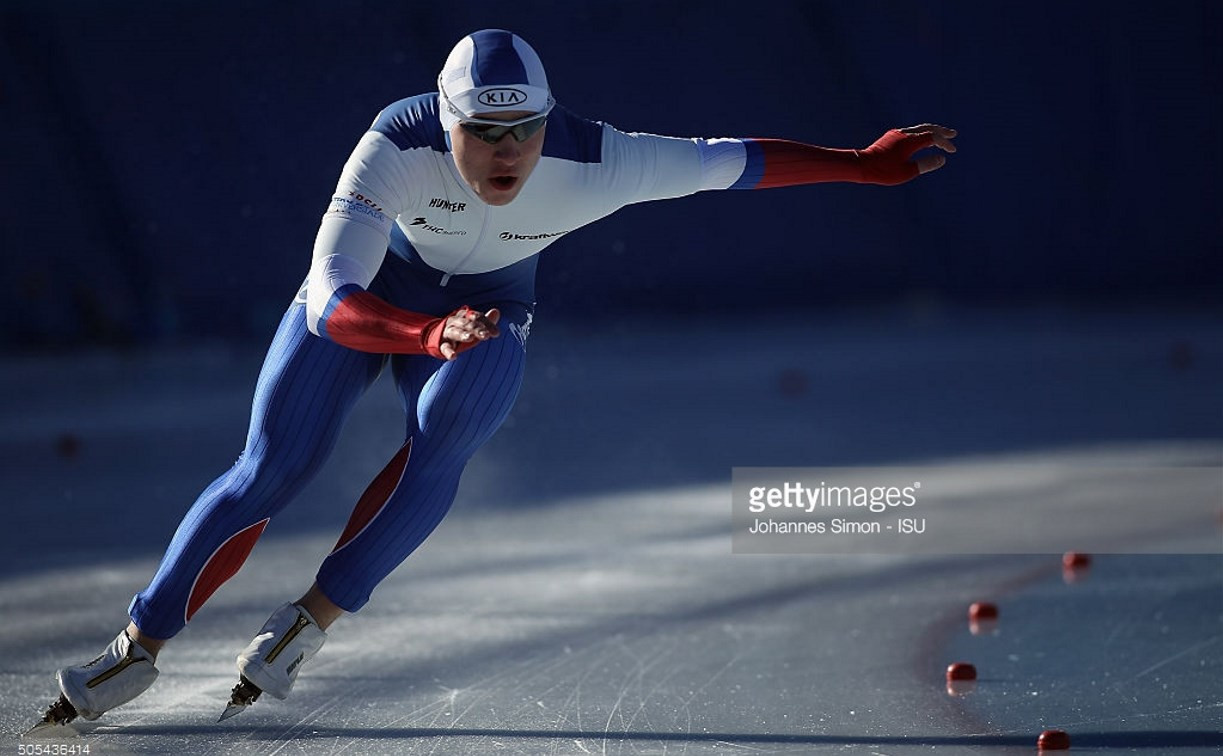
[[477, 88, 527, 107]]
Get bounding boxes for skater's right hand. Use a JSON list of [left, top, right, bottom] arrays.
[[428, 306, 501, 360]]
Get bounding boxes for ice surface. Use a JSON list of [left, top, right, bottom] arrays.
[[1, 309, 1220, 754]]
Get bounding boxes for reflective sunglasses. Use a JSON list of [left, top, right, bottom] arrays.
[[459, 112, 548, 145]]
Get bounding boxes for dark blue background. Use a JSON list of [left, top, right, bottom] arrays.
[[4, 1, 1220, 346]]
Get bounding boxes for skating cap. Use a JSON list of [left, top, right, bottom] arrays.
[[437, 29, 554, 131]]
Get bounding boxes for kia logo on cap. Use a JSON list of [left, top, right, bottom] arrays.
[[478, 88, 527, 107]]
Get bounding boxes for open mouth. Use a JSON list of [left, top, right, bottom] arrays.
[[489, 176, 518, 191]]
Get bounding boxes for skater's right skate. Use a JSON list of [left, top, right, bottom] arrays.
[[219, 602, 326, 721]]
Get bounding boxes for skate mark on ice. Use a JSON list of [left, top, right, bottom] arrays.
[[264, 692, 352, 756], [603, 634, 682, 739], [1129, 634, 1220, 682]]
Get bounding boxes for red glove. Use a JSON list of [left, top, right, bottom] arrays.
[[422, 305, 488, 360], [857, 129, 933, 186], [320, 287, 486, 359]]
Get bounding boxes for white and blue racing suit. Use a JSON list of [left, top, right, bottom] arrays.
[[129, 93, 923, 636]]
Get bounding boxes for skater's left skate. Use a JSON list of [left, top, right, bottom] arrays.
[[219, 602, 326, 721]]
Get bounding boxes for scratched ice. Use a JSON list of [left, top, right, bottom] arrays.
[[1, 311, 1220, 754]]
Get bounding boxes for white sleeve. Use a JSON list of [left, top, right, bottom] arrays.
[[695, 138, 748, 190], [599, 126, 747, 204], [305, 219, 384, 335], [304, 131, 416, 335]]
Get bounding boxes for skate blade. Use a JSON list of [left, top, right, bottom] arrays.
[[25, 695, 81, 738], [23, 720, 81, 739], [218, 676, 262, 722], [217, 702, 249, 722]]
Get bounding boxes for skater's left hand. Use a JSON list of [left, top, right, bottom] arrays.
[[860, 124, 958, 184]]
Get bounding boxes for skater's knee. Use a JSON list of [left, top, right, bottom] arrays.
[[419, 366, 523, 456], [229, 442, 326, 501]]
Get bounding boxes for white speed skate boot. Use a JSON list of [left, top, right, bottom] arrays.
[[220, 603, 326, 720], [35, 631, 159, 730]]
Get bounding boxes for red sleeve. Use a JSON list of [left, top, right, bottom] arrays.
[[317, 285, 449, 357], [733, 130, 933, 188]]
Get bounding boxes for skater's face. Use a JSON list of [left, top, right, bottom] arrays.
[[450, 110, 546, 206]]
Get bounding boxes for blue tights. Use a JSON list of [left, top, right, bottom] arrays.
[[128, 294, 528, 639]]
